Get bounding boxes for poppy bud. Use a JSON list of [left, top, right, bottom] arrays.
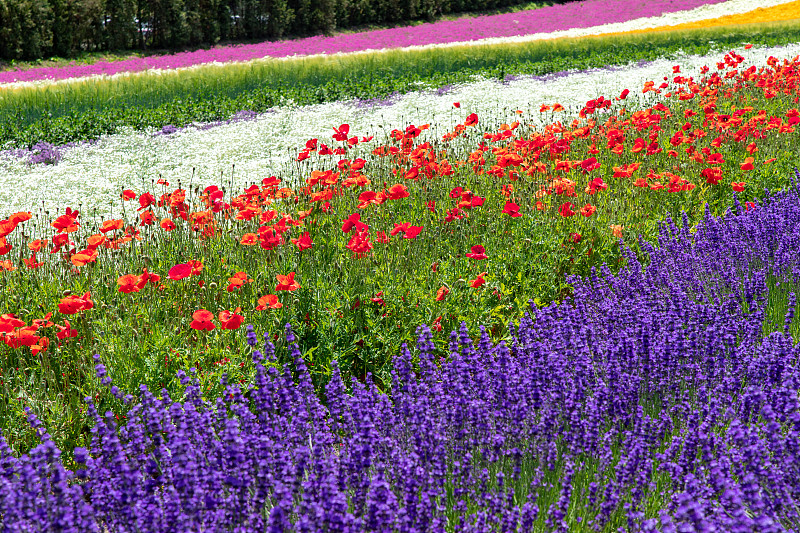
[[62, 290, 71, 297]]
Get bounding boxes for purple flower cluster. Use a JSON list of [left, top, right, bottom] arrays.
[[3, 184, 800, 531], [0, 0, 729, 86]]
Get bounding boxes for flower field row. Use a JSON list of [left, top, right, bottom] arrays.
[[0, 0, 753, 86], [4, 38, 800, 219], [3, 176, 800, 531], [1, 46, 799, 459], [2, 6, 799, 157]]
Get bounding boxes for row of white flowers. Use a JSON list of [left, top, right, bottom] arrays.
[[2, 41, 800, 221]]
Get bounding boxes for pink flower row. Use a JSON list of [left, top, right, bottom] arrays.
[[0, 0, 728, 85]]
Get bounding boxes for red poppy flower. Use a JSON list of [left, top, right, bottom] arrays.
[[701, 168, 723, 185], [186, 260, 203, 276], [356, 191, 378, 209], [256, 294, 283, 310], [403, 226, 422, 239], [391, 222, 411, 236], [71, 248, 98, 267], [160, 218, 176, 231], [570, 232, 582, 243], [168, 263, 192, 281], [466, 245, 488, 260], [55, 320, 78, 340], [0, 313, 25, 333], [585, 177, 607, 195], [137, 192, 155, 211], [581, 157, 601, 172], [559, 202, 576, 217], [347, 230, 373, 257], [465, 113, 479, 126], [646, 142, 662, 155], [218, 307, 244, 330], [227, 272, 252, 292], [740, 157, 754, 171], [469, 272, 487, 288], [58, 292, 94, 315], [121, 190, 136, 201], [291, 231, 313, 251], [502, 201, 522, 217], [117, 272, 148, 293], [387, 184, 409, 200], [23, 253, 44, 270], [240, 233, 258, 246], [341, 213, 368, 233], [99, 219, 124, 233], [580, 204, 597, 218], [276, 272, 301, 292], [732, 182, 746, 192], [332, 124, 350, 142], [436, 286, 450, 301], [453, 102, 460, 108], [190, 309, 216, 331], [375, 231, 390, 243]]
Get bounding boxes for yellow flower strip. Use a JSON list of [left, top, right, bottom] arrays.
[[597, 1, 800, 38]]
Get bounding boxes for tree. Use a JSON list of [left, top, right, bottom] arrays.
[[105, 0, 137, 50], [149, 0, 188, 49]]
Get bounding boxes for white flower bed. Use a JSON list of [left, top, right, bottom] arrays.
[[2, 41, 800, 220]]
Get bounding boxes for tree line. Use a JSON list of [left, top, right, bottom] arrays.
[[0, 0, 575, 61]]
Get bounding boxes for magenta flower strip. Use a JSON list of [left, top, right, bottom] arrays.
[[0, 0, 730, 85]]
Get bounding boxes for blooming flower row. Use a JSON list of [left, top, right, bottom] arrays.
[[0, 0, 782, 87], [4, 43, 800, 219]]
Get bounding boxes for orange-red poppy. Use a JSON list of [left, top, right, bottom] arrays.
[[227, 272, 253, 292], [256, 294, 283, 310], [435, 286, 450, 301], [58, 292, 93, 315], [276, 272, 301, 292], [469, 272, 487, 288], [291, 231, 313, 251], [99, 219, 124, 233], [190, 309, 216, 331], [218, 308, 244, 330]]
